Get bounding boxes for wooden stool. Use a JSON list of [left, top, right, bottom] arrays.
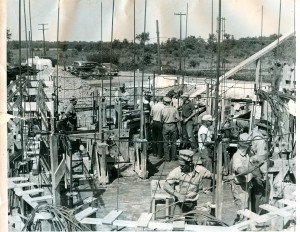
[[150, 180, 174, 220]]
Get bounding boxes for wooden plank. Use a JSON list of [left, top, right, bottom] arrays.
[[278, 199, 296, 207], [189, 30, 295, 98], [102, 210, 123, 225], [14, 188, 44, 197], [54, 156, 66, 188], [187, 224, 239, 232], [80, 218, 103, 225], [113, 220, 137, 228], [259, 204, 293, 217], [22, 195, 39, 208], [172, 220, 185, 231], [8, 177, 28, 182], [75, 207, 98, 221], [230, 219, 255, 230], [238, 209, 272, 224], [28, 195, 53, 202], [148, 221, 173, 230], [13, 182, 37, 188], [136, 213, 153, 228]]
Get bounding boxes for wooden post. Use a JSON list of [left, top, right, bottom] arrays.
[[255, 59, 261, 91], [118, 100, 122, 129], [98, 93, 102, 137], [102, 101, 106, 128], [50, 135, 60, 205], [215, 142, 223, 219], [220, 98, 225, 126], [206, 83, 210, 114], [97, 142, 109, 184], [139, 139, 148, 179]]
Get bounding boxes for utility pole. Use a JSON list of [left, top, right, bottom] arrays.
[[156, 20, 161, 75], [174, 12, 186, 71], [38, 23, 48, 56]]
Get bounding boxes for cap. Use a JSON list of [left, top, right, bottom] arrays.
[[163, 96, 172, 103], [202, 114, 213, 121], [256, 120, 272, 131], [238, 133, 251, 147], [70, 96, 77, 101], [179, 150, 194, 162]]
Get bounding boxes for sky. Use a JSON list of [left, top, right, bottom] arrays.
[[7, 0, 297, 42]]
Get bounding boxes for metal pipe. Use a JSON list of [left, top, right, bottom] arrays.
[[212, 0, 222, 206]]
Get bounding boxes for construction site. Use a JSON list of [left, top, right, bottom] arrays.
[[3, 0, 297, 231]]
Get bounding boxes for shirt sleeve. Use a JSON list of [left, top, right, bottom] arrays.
[[166, 167, 181, 185]]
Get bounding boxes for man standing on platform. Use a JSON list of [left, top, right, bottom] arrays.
[[161, 97, 180, 161], [65, 96, 78, 131], [150, 96, 165, 158], [180, 93, 198, 151]]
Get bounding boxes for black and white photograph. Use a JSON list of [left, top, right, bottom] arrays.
[[1, 0, 298, 231]]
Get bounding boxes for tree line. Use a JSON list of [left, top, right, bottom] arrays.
[[7, 30, 296, 78]]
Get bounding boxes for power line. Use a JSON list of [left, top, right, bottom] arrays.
[[174, 12, 186, 71]]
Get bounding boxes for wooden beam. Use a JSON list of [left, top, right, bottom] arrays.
[[215, 142, 223, 219], [75, 207, 98, 221], [14, 188, 44, 197], [136, 213, 153, 228], [189, 31, 295, 98], [102, 210, 123, 225], [54, 156, 66, 189], [50, 135, 60, 205]]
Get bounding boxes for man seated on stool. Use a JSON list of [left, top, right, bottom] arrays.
[[164, 150, 216, 224]]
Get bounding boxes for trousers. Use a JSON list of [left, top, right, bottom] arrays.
[[162, 123, 177, 161], [182, 120, 197, 149], [151, 121, 163, 157]]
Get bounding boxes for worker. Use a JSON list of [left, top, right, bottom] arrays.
[[180, 93, 198, 151], [249, 120, 271, 214], [197, 114, 214, 172], [164, 150, 216, 223], [65, 96, 78, 131], [161, 96, 180, 161], [150, 96, 165, 158], [220, 123, 234, 175], [229, 133, 253, 224]]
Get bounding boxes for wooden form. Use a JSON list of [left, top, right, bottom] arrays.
[[95, 142, 109, 184], [134, 138, 148, 179], [231, 198, 296, 231], [78, 209, 238, 232]]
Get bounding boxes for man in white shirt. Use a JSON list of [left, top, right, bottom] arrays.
[[150, 96, 165, 157], [197, 114, 214, 172]]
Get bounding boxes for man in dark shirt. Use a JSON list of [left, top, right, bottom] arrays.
[[180, 94, 197, 150]]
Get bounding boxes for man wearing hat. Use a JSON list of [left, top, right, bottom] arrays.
[[164, 150, 215, 223], [230, 133, 254, 224], [65, 96, 78, 131], [249, 120, 271, 214], [197, 114, 214, 172], [180, 93, 198, 151], [161, 96, 180, 161]]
